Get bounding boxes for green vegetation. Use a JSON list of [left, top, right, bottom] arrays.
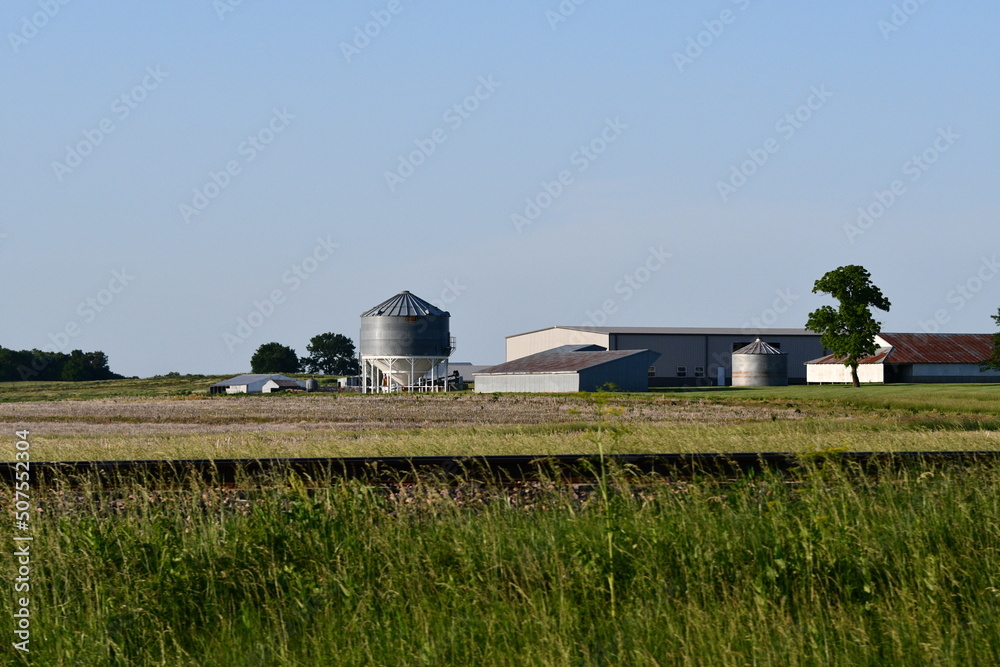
[[806, 264, 892, 387], [5, 383, 1000, 663], [302, 331, 360, 375], [654, 383, 1000, 415], [4, 462, 1000, 665], [0, 375, 232, 402], [0, 346, 120, 382], [250, 342, 301, 374], [3, 383, 1000, 461], [982, 307, 1000, 371]]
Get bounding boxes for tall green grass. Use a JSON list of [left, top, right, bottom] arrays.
[[4, 461, 1000, 665]]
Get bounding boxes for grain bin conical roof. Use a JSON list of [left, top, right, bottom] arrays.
[[733, 338, 784, 355], [361, 290, 448, 317]]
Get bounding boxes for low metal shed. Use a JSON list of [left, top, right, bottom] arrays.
[[474, 345, 660, 393]]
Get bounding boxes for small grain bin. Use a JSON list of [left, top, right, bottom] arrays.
[[732, 338, 788, 387], [305, 378, 319, 392]]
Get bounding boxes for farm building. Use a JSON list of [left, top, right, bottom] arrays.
[[209, 374, 307, 395], [474, 345, 660, 393], [806, 333, 1000, 384], [506, 326, 826, 386]]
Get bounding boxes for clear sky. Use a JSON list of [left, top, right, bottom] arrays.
[[2, 1, 998, 377]]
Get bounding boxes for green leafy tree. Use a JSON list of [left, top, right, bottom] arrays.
[[60, 350, 113, 381], [302, 332, 360, 375], [0, 346, 119, 381], [982, 308, 1000, 372], [250, 342, 300, 374], [806, 265, 891, 388]]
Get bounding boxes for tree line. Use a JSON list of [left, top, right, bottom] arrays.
[[250, 333, 360, 375], [0, 347, 121, 382]]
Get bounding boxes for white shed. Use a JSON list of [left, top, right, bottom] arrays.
[[805, 333, 1000, 384], [210, 374, 306, 394]]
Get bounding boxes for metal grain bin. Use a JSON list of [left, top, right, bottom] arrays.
[[732, 338, 788, 387], [305, 378, 319, 392], [360, 291, 454, 392], [359, 291, 451, 358]]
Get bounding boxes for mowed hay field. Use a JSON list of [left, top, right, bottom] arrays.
[[1, 381, 999, 460]]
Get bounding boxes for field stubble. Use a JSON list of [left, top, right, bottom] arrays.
[[1, 389, 998, 461]]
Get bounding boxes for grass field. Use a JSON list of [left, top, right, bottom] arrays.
[[3, 462, 1000, 665], [3, 381, 1000, 664], [1, 381, 999, 461]]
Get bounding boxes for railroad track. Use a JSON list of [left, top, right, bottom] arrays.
[[3, 451, 1000, 487]]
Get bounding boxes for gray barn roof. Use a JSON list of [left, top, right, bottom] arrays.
[[211, 374, 298, 387], [361, 290, 448, 318], [476, 346, 658, 375]]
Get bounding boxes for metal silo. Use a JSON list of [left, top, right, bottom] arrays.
[[360, 291, 455, 393], [732, 338, 788, 387]]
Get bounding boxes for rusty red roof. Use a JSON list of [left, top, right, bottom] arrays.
[[806, 348, 893, 365], [877, 333, 994, 364], [806, 333, 994, 366]]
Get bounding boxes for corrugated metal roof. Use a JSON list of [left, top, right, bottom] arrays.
[[449, 364, 497, 378], [806, 348, 893, 366], [361, 290, 448, 318], [877, 333, 994, 364], [507, 325, 819, 339], [211, 374, 297, 386], [805, 333, 994, 366], [733, 338, 785, 355], [475, 346, 659, 375], [266, 379, 306, 388]]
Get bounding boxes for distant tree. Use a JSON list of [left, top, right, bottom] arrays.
[[302, 332, 360, 375], [10, 349, 59, 381], [60, 350, 113, 381], [0, 347, 22, 381], [251, 342, 301, 374], [982, 308, 1000, 372], [0, 346, 119, 381], [806, 265, 891, 388]]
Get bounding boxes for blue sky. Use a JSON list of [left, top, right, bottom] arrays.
[[2, 1, 998, 376]]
